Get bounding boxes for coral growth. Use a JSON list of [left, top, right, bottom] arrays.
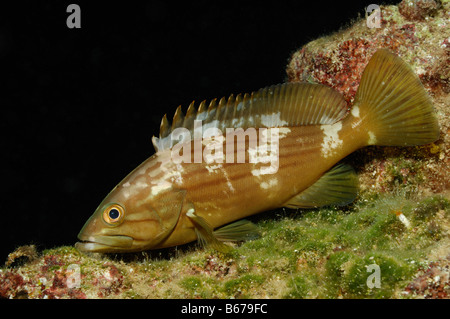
[[398, 0, 440, 21]]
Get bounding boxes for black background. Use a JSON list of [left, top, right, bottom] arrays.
[[1, 0, 400, 262]]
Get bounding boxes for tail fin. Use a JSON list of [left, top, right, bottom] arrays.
[[355, 49, 439, 146]]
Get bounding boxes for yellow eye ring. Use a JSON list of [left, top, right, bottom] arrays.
[[103, 204, 125, 225]]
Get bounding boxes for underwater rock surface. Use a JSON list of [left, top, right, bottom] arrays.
[[287, 0, 449, 196], [1, 0, 449, 299]]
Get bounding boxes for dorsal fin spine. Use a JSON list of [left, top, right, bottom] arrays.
[[198, 100, 206, 114], [172, 106, 183, 130], [153, 82, 348, 152], [223, 94, 234, 127], [215, 97, 226, 122], [197, 100, 207, 121], [160, 114, 170, 138], [186, 101, 195, 118], [207, 98, 217, 114], [183, 101, 195, 132]]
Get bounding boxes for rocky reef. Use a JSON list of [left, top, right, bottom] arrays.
[[1, 0, 449, 299], [287, 0, 449, 197]]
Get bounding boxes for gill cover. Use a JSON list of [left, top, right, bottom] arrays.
[[150, 189, 187, 243], [76, 188, 187, 252]]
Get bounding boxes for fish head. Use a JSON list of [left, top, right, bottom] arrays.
[[76, 169, 187, 253]]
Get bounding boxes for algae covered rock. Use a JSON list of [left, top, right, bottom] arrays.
[[287, 0, 449, 197], [1, 195, 448, 299]]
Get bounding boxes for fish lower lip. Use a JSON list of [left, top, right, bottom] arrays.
[[75, 235, 133, 252]]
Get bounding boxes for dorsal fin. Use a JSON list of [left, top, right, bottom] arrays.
[[152, 82, 348, 152]]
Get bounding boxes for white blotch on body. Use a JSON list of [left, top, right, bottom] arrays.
[[150, 180, 172, 196], [351, 105, 360, 118], [350, 105, 362, 129], [260, 112, 289, 127], [368, 131, 377, 145], [221, 168, 235, 193], [320, 122, 343, 158], [149, 150, 185, 196], [277, 127, 291, 139], [260, 178, 278, 190], [249, 127, 288, 176], [205, 164, 222, 173]]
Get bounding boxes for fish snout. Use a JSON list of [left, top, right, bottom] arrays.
[[75, 234, 133, 252]]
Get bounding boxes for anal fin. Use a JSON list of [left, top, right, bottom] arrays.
[[283, 164, 358, 209]]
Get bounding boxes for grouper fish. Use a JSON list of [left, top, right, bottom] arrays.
[[76, 49, 439, 253]]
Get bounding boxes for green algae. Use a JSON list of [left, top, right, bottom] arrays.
[[223, 274, 265, 297], [180, 276, 204, 294]]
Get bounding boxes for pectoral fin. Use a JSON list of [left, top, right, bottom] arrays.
[[283, 164, 358, 208], [186, 210, 232, 253], [187, 211, 259, 252]]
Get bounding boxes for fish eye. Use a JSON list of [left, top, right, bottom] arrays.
[[103, 204, 125, 225]]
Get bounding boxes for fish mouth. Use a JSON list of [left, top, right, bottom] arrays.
[[75, 235, 134, 253]]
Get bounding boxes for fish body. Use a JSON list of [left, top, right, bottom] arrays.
[[76, 49, 439, 253]]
